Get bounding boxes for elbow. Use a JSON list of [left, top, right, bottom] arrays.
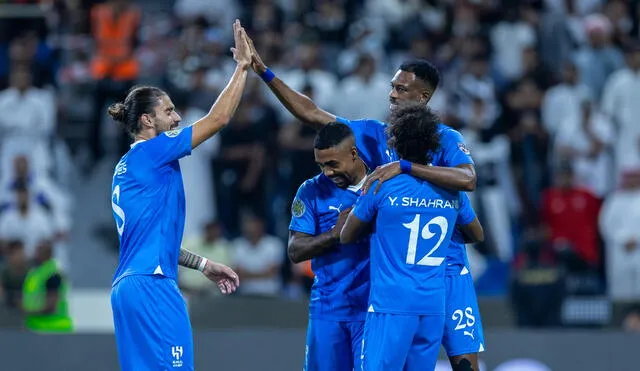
[[287, 244, 301, 264], [462, 174, 477, 192]]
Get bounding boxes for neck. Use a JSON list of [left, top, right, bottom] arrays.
[[350, 160, 368, 187]]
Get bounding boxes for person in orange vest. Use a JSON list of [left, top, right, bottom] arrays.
[[88, 0, 141, 169]]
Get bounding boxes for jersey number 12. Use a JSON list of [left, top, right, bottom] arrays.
[[403, 214, 448, 266]]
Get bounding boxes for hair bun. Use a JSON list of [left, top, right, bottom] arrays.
[[107, 102, 127, 123]]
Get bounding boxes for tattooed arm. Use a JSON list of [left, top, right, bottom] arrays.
[[179, 248, 206, 271], [179, 248, 240, 294]]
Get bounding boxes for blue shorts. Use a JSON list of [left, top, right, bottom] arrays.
[[442, 272, 485, 357], [111, 275, 194, 371], [304, 318, 364, 371], [362, 312, 445, 371]]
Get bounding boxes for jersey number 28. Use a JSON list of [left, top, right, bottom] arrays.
[[403, 214, 448, 266]]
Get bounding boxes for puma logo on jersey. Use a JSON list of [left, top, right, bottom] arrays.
[[464, 328, 475, 339], [328, 204, 342, 213]]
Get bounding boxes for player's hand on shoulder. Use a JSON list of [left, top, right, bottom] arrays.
[[331, 207, 352, 240], [245, 30, 267, 74], [230, 19, 251, 69], [362, 162, 402, 195], [202, 261, 240, 295]]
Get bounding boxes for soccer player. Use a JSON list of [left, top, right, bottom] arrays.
[[289, 122, 370, 371], [246, 34, 485, 370], [108, 20, 249, 371], [340, 104, 484, 371]]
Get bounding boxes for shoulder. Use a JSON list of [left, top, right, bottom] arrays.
[[336, 117, 386, 130]]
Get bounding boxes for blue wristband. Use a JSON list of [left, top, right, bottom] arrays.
[[399, 159, 412, 174], [260, 68, 275, 83]]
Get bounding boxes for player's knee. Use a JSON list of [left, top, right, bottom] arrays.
[[450, 357, 475, 371]]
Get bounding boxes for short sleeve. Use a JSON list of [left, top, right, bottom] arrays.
[[456, 192, 476, 226], [336, 117, 389, 169], [352, 182, 379, 223], [432, 126, 474, 168], [141, 126, 193, 167], [288, 181, 318, 235]]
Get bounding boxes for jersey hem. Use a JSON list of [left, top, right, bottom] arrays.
[[112, 272, 176, 287]]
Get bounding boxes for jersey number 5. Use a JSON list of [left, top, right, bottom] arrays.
[[112, 185, 126, 236], [403, 214, 448, 266]]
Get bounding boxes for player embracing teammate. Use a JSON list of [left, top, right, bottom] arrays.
[[245, 31, 486, 371]]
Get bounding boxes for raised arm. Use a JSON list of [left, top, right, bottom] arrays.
[[288, 208, 351, 263], [246, 34, 335, 130], [191, 20, 251, 149]]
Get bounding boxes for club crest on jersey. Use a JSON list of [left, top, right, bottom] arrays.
[[164, 129, 182, 138], [292, 198, 305, 217], [458, 143, 470, 155]]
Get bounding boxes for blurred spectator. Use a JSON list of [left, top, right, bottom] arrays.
[[0, 240, 29, 310], [540, 162, 602, 273], [88, 0, 141, 166], [213, 90, 272, 236], [454, 53, 499, 131], [554, 97, 614, 197], [0, 64, 56, 179], [0, 183, 55, 259], [599, 170, 640, 300], [232, 214, 284, 297], [273, 42, 337, 120], [490, 5, 537, 81], [179, 221, 233, 297], [334, 53, 389, 121], [510, 228, 564, 328], [541, 61, 590, 136], [622, 305, 640, 332], [0, 155, 73, 237], [278, 85, 320, 207], [574, 14, 625, 100], [22, 240, 73, 333], [600, 43, 640, 179], [176, 94, 219, 238]]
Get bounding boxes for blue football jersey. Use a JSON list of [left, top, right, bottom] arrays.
[[111, 126, 193, 286], [336, 116, 474, 275], [352, 175, 463, 315], [289, 174, 370, 321]]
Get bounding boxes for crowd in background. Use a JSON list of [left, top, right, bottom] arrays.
[[0, 0, 639, 328]]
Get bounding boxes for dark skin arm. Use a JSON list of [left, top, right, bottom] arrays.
[[288, 208, 351, 263], [246, 35, 335, 130], [458, 217, 484, 244], [340, 210, 370, 245], [362, 162, 477, 195]]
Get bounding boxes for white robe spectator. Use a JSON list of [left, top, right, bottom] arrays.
[[600, 67, 640, 179], [179, 107, 219, 239], [0, 78, 56, 179], [554, 105, 615, 197], [599, 171, 640, 299]]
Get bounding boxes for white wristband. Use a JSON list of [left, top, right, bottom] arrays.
[[198, 257, 208, 272]]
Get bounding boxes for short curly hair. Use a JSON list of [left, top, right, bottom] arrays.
[[386, 104, 441, 165]]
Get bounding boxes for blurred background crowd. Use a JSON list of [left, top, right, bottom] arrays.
[[1, 0, 640, 331]]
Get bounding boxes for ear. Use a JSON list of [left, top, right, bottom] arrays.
[[352, 146, 359, 161], [140, 113, 153, 129]]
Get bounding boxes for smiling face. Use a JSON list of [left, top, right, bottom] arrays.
[[388, 70, 433, 112], [314, 136, 360, 189], [141, 94, 182, 135]]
